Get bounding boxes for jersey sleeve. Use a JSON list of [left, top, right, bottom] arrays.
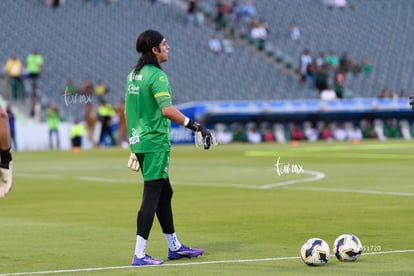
[[151, 71, 172, 109]]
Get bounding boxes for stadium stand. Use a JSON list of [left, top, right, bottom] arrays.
[[1, 0, 413, 123]]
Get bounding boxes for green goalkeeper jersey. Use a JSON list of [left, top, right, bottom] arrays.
[[125, 65, 173, 153]]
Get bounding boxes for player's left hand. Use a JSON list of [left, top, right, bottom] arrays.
[[200, 127, 213, 150], [196, 127, 217, 150], [127, 153, 140, 172], [409, 95, 414, 111]]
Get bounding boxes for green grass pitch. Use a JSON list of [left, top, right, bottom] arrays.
[[1, 140, 413, 275]]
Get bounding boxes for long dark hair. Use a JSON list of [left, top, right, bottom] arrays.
[[134, 29, 164, 73], [134, 51, 160, 73]]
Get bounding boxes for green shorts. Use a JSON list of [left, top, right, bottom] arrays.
[[136, 151, 170, 181]]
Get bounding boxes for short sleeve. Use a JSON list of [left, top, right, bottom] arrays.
[[151, 71, 172, 109]]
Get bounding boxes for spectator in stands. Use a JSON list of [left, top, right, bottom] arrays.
[[98, 99, 116, 147], [333, 122, 347, 141], [314, 64, 328, 92], [239, 0, 256, 23], [26, 49, 44, 98], [80, 78, 94, 95], [214, 0, 233, 31], [297, 49, 313, 85], [214, 123, 233, 144], [306, 60, 317, 88], [290, 21, 300, 41], [115, 99, 128, 148], [84, 103, 97, 147], [232, 123, 247, 142], [333, 70, 345, 98], [249, 19, 270, 52], [324, 50, 339, 70], [261, 124, 275, 142], [291, 123, 304, 141], [304, 122, 318, 142], [236, 0, 256, 37], [320, 123, 333, 142], [46, 102, 61, 149], [316, 52, 325, 68], [4, 55, 24, 101], [339, 51, 350, 73], [208, 33, 223, 54], [360, 56, 372, 75], [361, 120, 377, 139], [222, 33, 235, 55], [6, 105, 17, 150], [390, 90, 398, 100], [379, 89, 389, 99], [94, 80, 108, 101], [64, 78, 79, 94], [186, 0, 200, 26], [399, 90, 407, 98], [320, 84, 337, 101], [348, 57, 361, 76], [247, 124, 262, 144], [70, 118, 85, 152], [348, 124, 363, 143], [384, 118, 400, 138]]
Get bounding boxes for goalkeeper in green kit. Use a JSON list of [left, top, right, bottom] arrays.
[[125, 29, 214, 266]]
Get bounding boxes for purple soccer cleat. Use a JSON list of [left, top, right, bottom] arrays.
[[131, 254, 164, 266], [168, 245, 204, 260]]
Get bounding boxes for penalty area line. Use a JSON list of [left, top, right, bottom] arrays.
[[2, 250, 414, 276]]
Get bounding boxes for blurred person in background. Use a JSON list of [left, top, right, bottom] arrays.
[[98, 99, 116, 147], [232, 123, 247, 142], [70, 118, 85, 152], [84, 103, 97, 147], [333, 122, 347, 141], [246, 124, 262, 144], [384, 118, 400, 138], [320, 84, 338, 101], [361, 120, 377, 139], [6, 105, 17, 150], [0, 105, 13, 197], [26, 49, 44, 98], [94, 80, 108, 102], [208, 33, 223, 54], [46, 102, 61, 149], [349, 124, 363, 143], [4, 54, 24, 101], [115, 99, 128, 148]]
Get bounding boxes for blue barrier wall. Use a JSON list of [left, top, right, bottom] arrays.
[[171, 98, 413, 144]]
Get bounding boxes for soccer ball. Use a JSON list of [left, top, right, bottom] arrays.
[[300, 238, 330, 266], [333, 234, 363, 261]]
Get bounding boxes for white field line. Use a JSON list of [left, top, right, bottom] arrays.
[[260, 170, 325, 189], [15, 171, 414, 197], [1, 249, 414, 276]]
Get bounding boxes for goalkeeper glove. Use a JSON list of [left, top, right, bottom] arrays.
[[197, 126, 214, 150], [410, 95, 414, 111], [185, 118, 215, 150], [127, 153, 140, 172]]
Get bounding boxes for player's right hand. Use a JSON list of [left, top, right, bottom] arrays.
[[127, 153, 140, 172]]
